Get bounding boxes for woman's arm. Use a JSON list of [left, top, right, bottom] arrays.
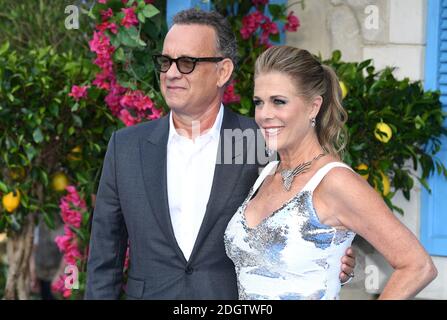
[[317, 168, 437, 299]]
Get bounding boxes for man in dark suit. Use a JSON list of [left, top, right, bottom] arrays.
[[85, 9, 356, 299]]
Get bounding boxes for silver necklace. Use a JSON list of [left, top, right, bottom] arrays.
[[278, 153, 326, 191]]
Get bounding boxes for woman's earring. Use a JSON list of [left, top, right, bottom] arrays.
[[311, 118, 316, 128], [266, 148, 274, 157]]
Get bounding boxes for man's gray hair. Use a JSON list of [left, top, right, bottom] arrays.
[[173, 9, 238, 71]]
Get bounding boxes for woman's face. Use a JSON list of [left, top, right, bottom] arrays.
[[254, 72, 320, 152]]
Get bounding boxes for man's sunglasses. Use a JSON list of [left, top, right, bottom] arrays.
[[152, 54, 224, 74]]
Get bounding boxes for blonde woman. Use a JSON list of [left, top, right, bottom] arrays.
[[224, 46, 437, 300]]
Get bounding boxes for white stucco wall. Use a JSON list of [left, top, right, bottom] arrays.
[[286, 0, 446, 299]]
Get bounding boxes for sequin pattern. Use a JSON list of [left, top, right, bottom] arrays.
[[224, 162, 356, 300]]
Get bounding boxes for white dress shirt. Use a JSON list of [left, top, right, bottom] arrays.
[[167, 105, 224, 261]]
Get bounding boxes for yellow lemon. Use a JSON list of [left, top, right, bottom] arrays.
[[52, 172, 69, 192], [67, 146, 82, 162], [2, 190, 21, 213], [355, 163, 369, 180], [374, 172, 390, 196], [374, 122, 393, 143], [339, 81, 348, 99]]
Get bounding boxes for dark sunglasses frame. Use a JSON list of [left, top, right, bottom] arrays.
[[152, 54, 224, 74]]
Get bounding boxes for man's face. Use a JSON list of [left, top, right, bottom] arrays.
[[160, 24, 222, 116]]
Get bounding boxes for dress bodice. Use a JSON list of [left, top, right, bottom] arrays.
[[224, 161, 356, 300]]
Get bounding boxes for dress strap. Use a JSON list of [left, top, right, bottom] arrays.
[[251, 161, 279, 195], [301, 162, 354, 193]]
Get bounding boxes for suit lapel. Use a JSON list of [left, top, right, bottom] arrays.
[[188, 109, 245, 262], [139, 115, 187, 264]]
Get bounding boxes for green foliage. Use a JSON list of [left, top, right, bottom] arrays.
[[0, 0, 90, 54], [0, 44, 121, 232], [324, 51, 447, 213]]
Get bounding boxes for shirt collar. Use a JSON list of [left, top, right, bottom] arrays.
[[168, 104, 224, 143]]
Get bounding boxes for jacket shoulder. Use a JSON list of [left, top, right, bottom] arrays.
[[113, 115, 168, 141]]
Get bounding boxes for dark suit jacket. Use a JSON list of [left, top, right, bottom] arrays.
[[85, 107, 265, 299]]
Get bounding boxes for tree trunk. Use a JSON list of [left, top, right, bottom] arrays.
[[3, 213, 35, 300]]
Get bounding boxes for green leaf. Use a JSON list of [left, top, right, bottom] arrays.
[[72, 114, 83, 128], [118, 29, 139, 48], [75, 172, 89, 185], [0, 41, 10, 55], [93, 143, 102, 153], [33, 128, 44, 143], [57, 123, 64, 135], [268, 4, 283, 19], [417, 177, 431, 193], [358, 59, 372, 70], [270, 33, 280, 43], [392, 205, 404, 215], [110, 34, 121, 48], [68, 126, 75, 136], [114, 47, 125, 62], [49, 104, 59, 117], [25, 145, 37, 161], [137, 38, 147, 47], [138, 11, 145, 23], [7, 92, 15, 102], [0, 181, 8, 193], [127, 26, 139, 40], [39, 169, 49, 187], [42, 211, 55, 230], [414, 115, 425, 129], [332, 50, 342, 62], [71, 102, 79, 112], [142, 4, 159, 18]]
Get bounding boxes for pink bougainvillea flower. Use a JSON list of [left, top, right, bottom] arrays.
[[119, 108, 139, 127], [121, 7, 139, 28], [97, 21, 118, 34], [285, 11, 300, 32], [149, 104, 163, 120], [118, 90, 162, 125], [260, 17, 279, 45], [68, 85, 88, 101], [223, 81, 241, 104], [100, 8, 113, 21], [64, 242, 82, 265], [55, 234, 72, 252], [51, 274, 72, 299], [124, 246, 130, 269], [240, 11, 266, 39]]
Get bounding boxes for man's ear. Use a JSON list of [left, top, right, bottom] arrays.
[[217, 58, 234, 88]]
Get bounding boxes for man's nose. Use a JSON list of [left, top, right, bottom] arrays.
[[165, 61, 182, 79]]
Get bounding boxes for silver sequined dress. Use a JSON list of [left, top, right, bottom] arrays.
[[224, 161, 356, 300]]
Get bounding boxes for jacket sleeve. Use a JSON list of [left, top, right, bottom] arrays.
[[85, 132, 128, 299]]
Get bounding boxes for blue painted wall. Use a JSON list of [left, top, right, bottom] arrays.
[[421, 0, 447, 256]]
